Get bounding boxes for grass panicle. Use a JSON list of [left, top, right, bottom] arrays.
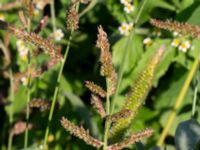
[[85, 81, 106, 97], [29, 98, 51, 111], [108, 46, 165, 142], [91, 94, 106, 118], [0, 20, 63, 62], [61, 117, 103, 148], [108, 128, 153, 150], [150, 19, 200, 38]]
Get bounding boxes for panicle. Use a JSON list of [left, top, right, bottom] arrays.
[[108, 109, 132, 123], [91, 94, 106, 118], [0, 20, 63, 62], [61, 117, 103, 148], [66, 2, 79, 30], [150, 19, 200, 39], [108, 128, 153, 150], [107, 70, 117, 96], [96, 26, 117, 95], [12, 121, 33, 135], [108, 46, 164, 142], [29, 98, 51, 111], [85, 81, 106, 97], [96, 26, 113, 77]]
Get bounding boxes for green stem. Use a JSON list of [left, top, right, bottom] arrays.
[[110, 0, 149, 115], [50, 0, 56, 34], [135, 0, 149, 25], [24, 18, 31, 148], [7, 69, 14, 150], [110, 31, 134, 114], [79, 0, 97, 17], [192, 62, 199, 117], [43, 2, 80, 148], [103, 79, 111, 150], [157, 56, 199, 146], [43, 29, 74, 148]]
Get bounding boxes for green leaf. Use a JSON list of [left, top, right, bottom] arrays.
[[63, 92, 100, 138], [112, 34, 143, 74], [175, 119, 200, 150], [120, 39, 176, 92]]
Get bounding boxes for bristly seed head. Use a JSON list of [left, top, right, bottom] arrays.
[[85, 81, 106, 97], [150, 19, 200, 39], [108, 128, 153, 150], [66, 2, 79, 30], [91, 94, 106, 118], [61, 117, 103, 148], [29, 98, 51, 111]]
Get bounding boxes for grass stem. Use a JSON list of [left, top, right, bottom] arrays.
[[43, 29, 74, 148], [157, 56, 199, 146], [24, 18, 31, 148], [7, 69, 14, 150]]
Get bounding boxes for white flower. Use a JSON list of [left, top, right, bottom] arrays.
[[120, 0, 131, 5], [178, 41, 191, 53], [124, 3, 135, 14], [21, 77, 28, 86], [0, 13, 5, 21], [171, 38, 181, 47], [36, 1, 46, 10], [54, 29, 64, 41], [143, 37, 153, 46], [173, 31, 181, 37], [119, 22, 133, 36]]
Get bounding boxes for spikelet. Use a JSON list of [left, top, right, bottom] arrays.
[[29, 98, 51, 111], [108, 128, 153, 150], [85, 81, 106, 97], [11, 121, 33, 135], [60, 117, 103, 148], [0, 20, 63, 62], [107, 70, 117, 96], [108, 109, 132, 123], [150, 19, 200, 39], [91, 94, 106, 118], [108, 46, 165, 142], [66, 2, 79, 30], [96, 26, 117, 95]]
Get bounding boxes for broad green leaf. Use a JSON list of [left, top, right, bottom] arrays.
[[63, 92, 100, 138], [120, 39, 175, 92], [175, 119, 200, 150], [112, 34, 143, 74]]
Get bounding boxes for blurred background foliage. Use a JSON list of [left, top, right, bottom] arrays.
[[0, 0, 200, 150]]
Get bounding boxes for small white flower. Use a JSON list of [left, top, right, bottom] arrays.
[[127, 22, 133, 32], [0, 13, 5, 21], [120, 0, 131, 5], [143, 37, 153, 46], [178, 40, 191, 53], [171, 38, 181, 47], [54, 29, 64, 41], [124, 3, 135, 14], [119, 22, 133, 36], [36, 1, 46, 10], [38, 144, 44, 149], [173, 31, 180, 37], [21, 77, 28, 86]]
